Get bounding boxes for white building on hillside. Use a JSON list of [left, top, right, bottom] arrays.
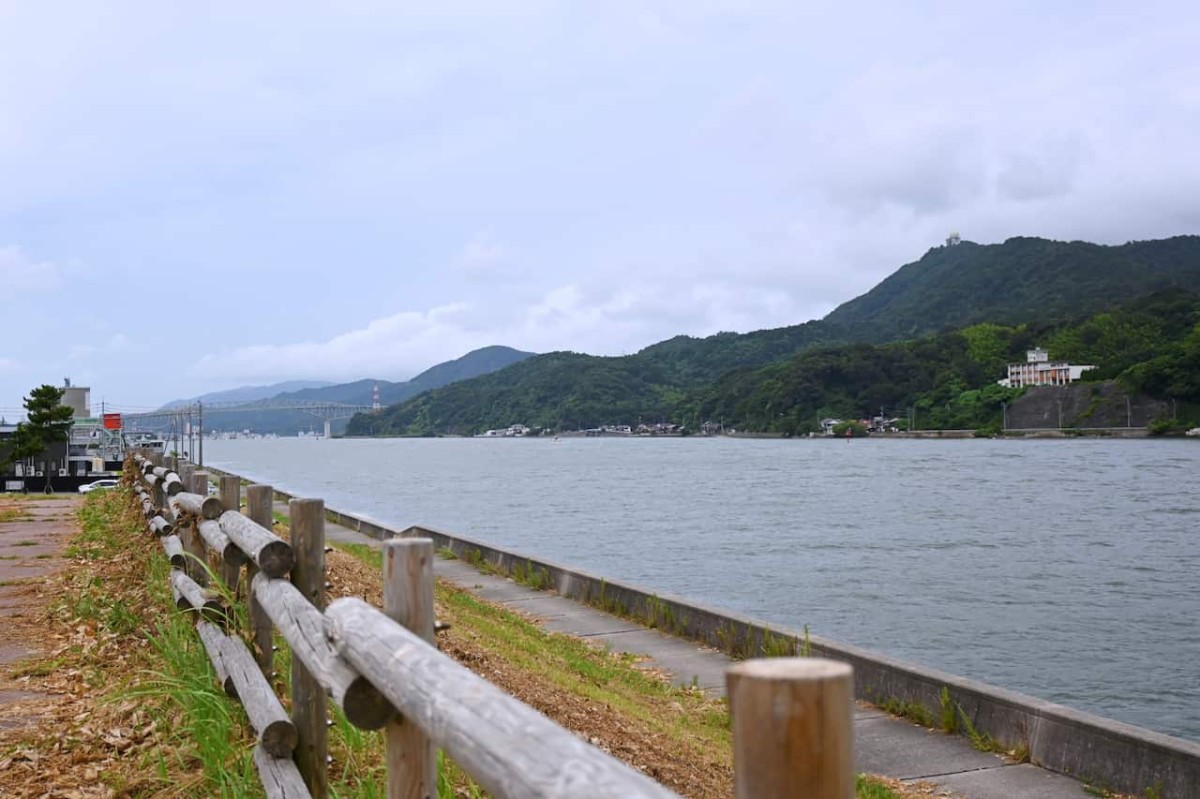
[[998, 347, 1096, 388]]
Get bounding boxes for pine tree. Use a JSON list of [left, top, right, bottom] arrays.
[[7, 384, 74, 467]]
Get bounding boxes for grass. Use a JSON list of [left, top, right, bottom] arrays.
[[63, 489, 262, 796], [0, 493, 75, 503], [956, 704, 1001, 753], [939, 686, 958, 733], [874, 686, 1033, 764], [761, 626, 799, 658], [331, 540, 922, 799], [0, 508, 34, 523], [1083, 781, 1164, 799], [14, 485, 930, 798], [335, 540, 732, 776], [510, 558, 553, 591], [856, 775, 910, 799], [878, 696, 935, 728]]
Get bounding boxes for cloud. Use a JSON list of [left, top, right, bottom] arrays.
[[0, 246, 61, 292], [995, 135, 1090, 202], [69, 333, 130, 361], [0, 357, 19, 371], [2, 4, 1199, 409], [192, 304, 478, 383], [455, 233, 513, 282], [187, 271, 821, 386]]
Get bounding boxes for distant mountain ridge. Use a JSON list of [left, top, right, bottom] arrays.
[[257, 345, 536, 408], [348, 234, 1200, 436], [164, 380, 334, 408], [153, 346, 535, 434]]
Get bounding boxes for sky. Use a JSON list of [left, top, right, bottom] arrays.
[[2, 1, 1199, 415]]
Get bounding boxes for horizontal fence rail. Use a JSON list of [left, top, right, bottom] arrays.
[[128, 451, 850, 798]]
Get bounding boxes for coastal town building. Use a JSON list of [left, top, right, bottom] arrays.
[[998, 347, 1096, 388]]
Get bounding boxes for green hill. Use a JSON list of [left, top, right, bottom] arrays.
[[824, 235, 1200, 341], [693, 290, 1200, 435], [349, 236, 1200, 436]]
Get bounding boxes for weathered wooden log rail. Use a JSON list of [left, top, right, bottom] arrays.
[[127, 450, 855, 798]]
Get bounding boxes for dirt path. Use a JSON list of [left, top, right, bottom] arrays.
[[0, 494, 78, 730]]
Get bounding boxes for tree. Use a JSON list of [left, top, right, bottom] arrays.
[[5, 385, 74, 469]]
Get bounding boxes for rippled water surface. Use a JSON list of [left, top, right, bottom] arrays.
[[204, 436, 1200, 741]]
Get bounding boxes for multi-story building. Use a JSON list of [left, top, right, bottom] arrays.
[[999, 348, 1095, 388]]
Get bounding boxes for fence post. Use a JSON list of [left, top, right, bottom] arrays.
[[186, 472, 212, 584], [177, 463, 195, 562], [382, 538, 436, 799], [726, 658, 854, 799], [245, 485, 275, 679], [153, 476, 164, 519], [290, 498, 328, 799], [218, 475, 242, 592]]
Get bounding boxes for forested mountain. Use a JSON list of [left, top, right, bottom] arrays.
[[824, 235, 1200, 341], [692, 291, 1200, 435], [347, 236, 1200, 436]]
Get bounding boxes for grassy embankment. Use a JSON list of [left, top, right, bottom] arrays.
[[1, 489, 912, 798]]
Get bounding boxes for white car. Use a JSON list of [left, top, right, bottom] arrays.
[[78, 478, 120, 493]]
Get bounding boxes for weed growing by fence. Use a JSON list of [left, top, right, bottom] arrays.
[[939, 687, 958, 734], [511, 558, 553, 591], [855, 775, 910, 799], [761, 627, 798, 658], [956, 703, 1002, 754], [878, 696, 935, 728]]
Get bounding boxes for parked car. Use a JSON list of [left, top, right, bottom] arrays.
[[78, 478, 120, 494]]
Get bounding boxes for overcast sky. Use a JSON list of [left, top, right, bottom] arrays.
[[2, 1, 1198, 414]]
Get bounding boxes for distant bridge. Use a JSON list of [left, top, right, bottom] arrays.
[[123, 401, 376, 438]]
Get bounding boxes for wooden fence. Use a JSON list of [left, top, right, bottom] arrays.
[[128, 451, 855, 799]]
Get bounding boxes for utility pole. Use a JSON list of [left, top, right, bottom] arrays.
[[198, 401, 204, 467], [1126, 396, 1132, 428]]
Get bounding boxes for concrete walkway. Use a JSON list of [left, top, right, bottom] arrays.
[[294, 504, 1087, 799], [0, 495, 77, 730]]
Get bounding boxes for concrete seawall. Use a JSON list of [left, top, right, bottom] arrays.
[[208, 465, 1200, 798]]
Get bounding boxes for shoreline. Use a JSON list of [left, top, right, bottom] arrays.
[[336, 426, 1170, 441]]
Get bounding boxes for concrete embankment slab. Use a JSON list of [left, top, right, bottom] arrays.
[[856, 714, 1005, 778], [929, 764, 1090, 799]]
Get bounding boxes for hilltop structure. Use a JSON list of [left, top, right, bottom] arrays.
[[998, 348, 1095, 388]]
